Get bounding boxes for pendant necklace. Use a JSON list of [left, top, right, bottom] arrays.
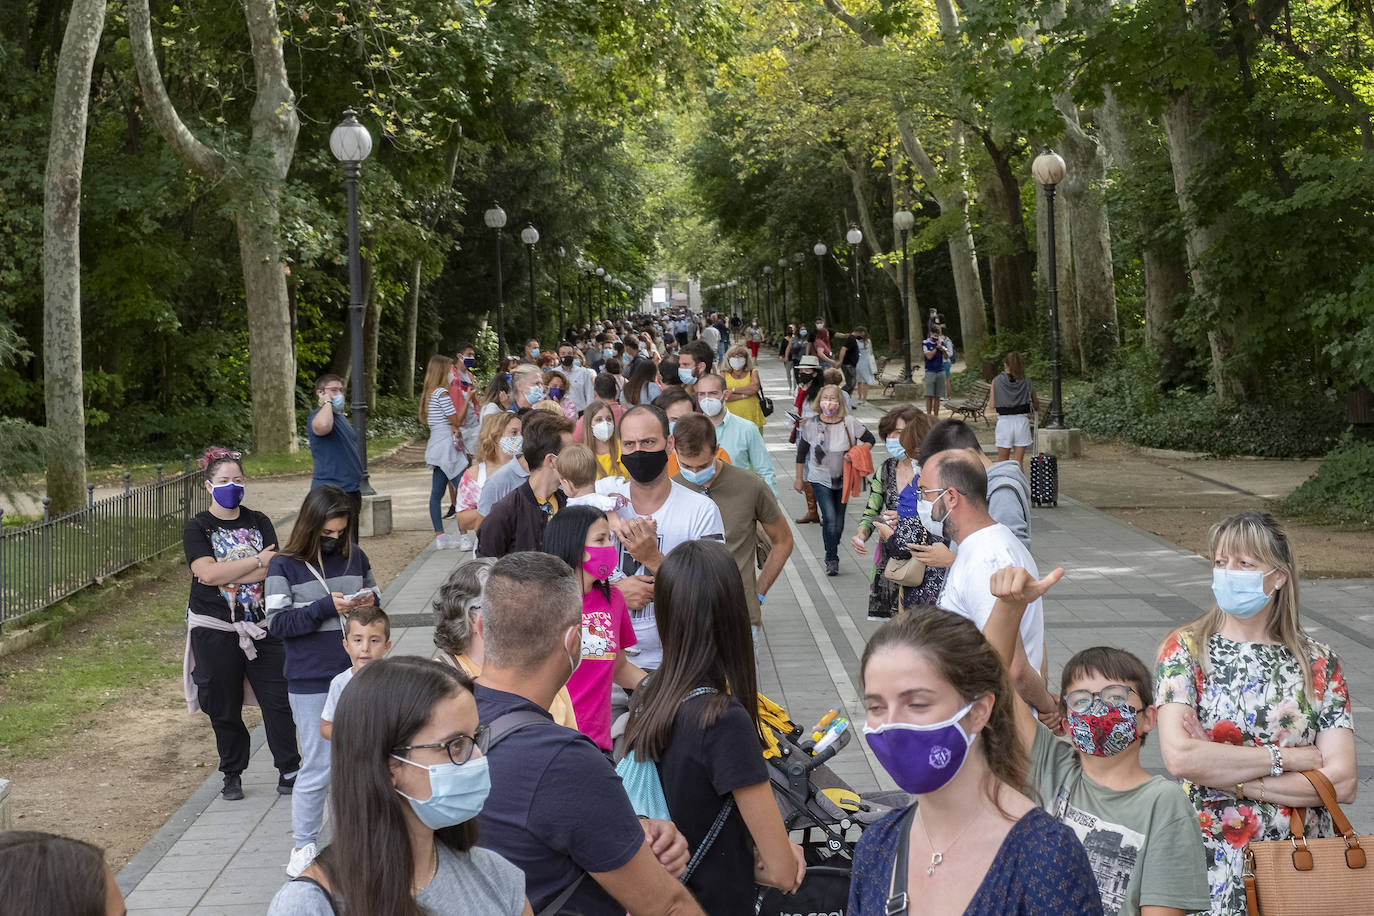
[[915, 808, 977, 877]]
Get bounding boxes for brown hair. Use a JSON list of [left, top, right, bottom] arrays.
[[281, 484, 355, 561], [0, 831, 108, 916], [671, 413, 717, 461], [861, 610, 1027, 817], [579, 400, 626, 478], [877, 406, 917, 442], [897, 409, 933, 459], [1003, 351, 1026, 381], [1061, 647, 1154, 747], [346, 604, 391, 640], [418, 355, 455, 425], [555, 443, 599, 490]]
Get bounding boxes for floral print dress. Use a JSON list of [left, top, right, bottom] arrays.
[[1155, 630, 1353, 915]]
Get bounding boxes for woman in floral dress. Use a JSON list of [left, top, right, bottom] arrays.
[[1155, 512, 1355, 914]]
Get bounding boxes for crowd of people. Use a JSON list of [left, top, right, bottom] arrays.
[[3, 308, 1358, 916]]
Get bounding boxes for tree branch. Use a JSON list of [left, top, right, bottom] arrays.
[[1259, 21, 1374, 150], [820, 0, 882, 46], [127, 0, 230, 181]]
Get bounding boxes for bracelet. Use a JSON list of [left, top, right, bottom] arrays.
[[1236, 782, 1245, 801], [1268, 745, 1283, 777], [1259, 778, 1266, 805], [255, 555, 263, 569]]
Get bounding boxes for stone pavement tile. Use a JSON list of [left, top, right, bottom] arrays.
[[199, 867, 286, 907], [191, 907, 275, 916], [125, 910, 191, 916], [142, 852, 232, 874], [124, 887, 206, 911]]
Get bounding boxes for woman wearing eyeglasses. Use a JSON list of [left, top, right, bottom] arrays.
[[267, 656, 533, 915], [182, 447, 299, 805], [1155, 512, 1356, 914]]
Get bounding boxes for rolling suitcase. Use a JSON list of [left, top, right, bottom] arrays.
[[1030, 412, 1058, 507]]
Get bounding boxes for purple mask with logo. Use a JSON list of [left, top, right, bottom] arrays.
[[863, 699, 979, 794]]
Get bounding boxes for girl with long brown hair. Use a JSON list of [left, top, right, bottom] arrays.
[[849, 611, 1101, 915], [420, 354, 466, 549]]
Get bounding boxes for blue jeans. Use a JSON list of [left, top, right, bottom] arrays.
[[811, 481, 847, 564], [428, 466, 456, 533]]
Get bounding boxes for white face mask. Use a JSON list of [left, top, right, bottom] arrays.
[[592, 420, 615, 442], [918, 489, 949, 538], [699, 397, 724, 417], [729, 357, 746, 370]]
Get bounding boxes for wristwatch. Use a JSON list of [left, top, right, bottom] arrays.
[[1268, 745, 1283, 777]]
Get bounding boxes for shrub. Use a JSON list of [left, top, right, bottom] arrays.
[[1275, 435, 1374, 525]]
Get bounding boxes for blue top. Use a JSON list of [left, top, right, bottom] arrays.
[[922, 337, 948, 373], [848, 805, 1104, 916], [474, 685, 646, 916], [307, 407, 363, 492]]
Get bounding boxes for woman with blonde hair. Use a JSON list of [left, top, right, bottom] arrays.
[[1155, 512, 1355, 914], [580, 399, 627, 479], [454, 412, 523, 546], [722, 343, 765, 430], [794, 384, 874, 576], [420, 355, 465, 550], [989, 351, 1038, 468]]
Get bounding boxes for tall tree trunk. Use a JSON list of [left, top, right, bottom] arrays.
[[1056, 99, 1119, 369], [977, 134, 1036, 333], [43, 0, 105, 513], [400, 257, 422, 398], [129, 0, 300, 452]]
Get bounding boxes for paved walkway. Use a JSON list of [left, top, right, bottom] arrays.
[[116, 357, 1374, 914]]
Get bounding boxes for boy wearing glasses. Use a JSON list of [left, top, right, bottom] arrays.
[[986, 566, 1209, 916]]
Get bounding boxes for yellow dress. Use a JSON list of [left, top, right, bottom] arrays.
[[725, 369, 766, 429]]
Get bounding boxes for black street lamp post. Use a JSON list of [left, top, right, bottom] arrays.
[[763, 265, 772, 334], [777, 258, 788, 329], [813, 242, 828, 324], [330, 109, 374, 495], [1033, 148, 1069, 429], [556, 246, 565, 339], [521, 224, 539, 342], [484, 203, 507, 358], [846, 227, 864, 322], [894, 209, 915, 381]]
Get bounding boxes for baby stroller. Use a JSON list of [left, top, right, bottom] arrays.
[[753, 695, 909, 915]]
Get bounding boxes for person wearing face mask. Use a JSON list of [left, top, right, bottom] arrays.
[[852, 407, 926, 620], [849, 610, 1101, 916], [671, 415, 792, 651], [793, 384, 875, 576], [523, 338, 542, 364], [852, 326, 876, 406], [579, 400, 628, 480], [559, 342, 597, 413], [541, 368, 579, 421], [480, 373, 515, 419], [676, 339, 713, 393], [721, 344, 765, 431], [454, 412, 522, 546], [542, 508, 648, 751], [809, 318, 833, 369], [307, 373, 364, 527], [700, 314, 721, 365], [984, 566, 1210, 916], [421, 355, 470, 551], [1155, 512, 1355, 916], [746, 317, 763, 358], [614, 406, 726, 670], [473, 553, 704, 916], [267, 656, 532, 915], [183, 447, 299, 804], [265, 484, 381, 877], [477, 412, 574, 558], [621, 357, 662, 409], [692, 372, 776, 498], [904, 451, 1058, 721], [510, 363, 545, 410]]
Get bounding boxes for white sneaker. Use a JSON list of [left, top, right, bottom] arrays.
[[286, 842, 318, 878], [434, 533, 458, 550], [457, 531, 475, 552]]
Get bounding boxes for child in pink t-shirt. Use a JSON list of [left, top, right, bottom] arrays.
[[542, 505, 648, 750]]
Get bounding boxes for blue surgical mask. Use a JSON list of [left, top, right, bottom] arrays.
[[331, 393, 346, 410], [603, 347, 615, 359], [1212, 568, 1275, 618], [678, 367, 696, 384], [462, 356, 476, 368], [668, 420, 677, 436], [680, 462, 716, 486], [530, 347, 540, 358], [885, 437, 906, 461], [525, 385, 545, 404], [210, 482, 245, 510], [573, 358, 583, 368], [392, 754, 491, 830]]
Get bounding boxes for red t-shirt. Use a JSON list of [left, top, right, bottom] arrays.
[[566, 586, 637, 750]]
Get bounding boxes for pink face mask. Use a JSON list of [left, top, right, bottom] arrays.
[[583, 545, 618, 581]]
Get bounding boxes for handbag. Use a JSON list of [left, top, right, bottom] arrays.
[[883, 554, 927, 586], [1243, 769, 1372, 915], [758, 388, 774, 417]]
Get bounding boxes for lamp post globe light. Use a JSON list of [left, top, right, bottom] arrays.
[[520, 224, 540, 343], [483, 203, 508, 358], [330, 108, 374, 494], [845, 227, 863, 317], [813, 242, 828, 325], [893, 209, 916, 381], [1032, 148, 1068, 429], [595, 266, 606, 320]]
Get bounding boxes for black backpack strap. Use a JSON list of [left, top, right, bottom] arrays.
[[291, 876, 340, 916], [535, 872, 588, 916], [885, 805, 918, 915], [681, 796, 736, 884], [486, 709, 556, 750]]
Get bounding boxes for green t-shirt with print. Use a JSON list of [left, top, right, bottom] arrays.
[[1029, 721, 1211, 916]]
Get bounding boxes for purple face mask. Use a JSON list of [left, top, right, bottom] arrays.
[[863, 699, 979, 794]]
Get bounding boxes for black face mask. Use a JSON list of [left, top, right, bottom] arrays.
[[621, 448, 669, 484], [320, 535, 342, 556], [561, 356, 574, 368]]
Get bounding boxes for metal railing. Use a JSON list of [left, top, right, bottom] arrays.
[[0, 459, 208, 632]]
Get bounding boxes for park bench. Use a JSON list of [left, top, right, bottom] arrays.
[[878, 359, 910, 398], [944, 379, 992, 425]]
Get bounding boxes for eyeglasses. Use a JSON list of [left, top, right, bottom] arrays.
[[915, 486, 948, 501], [394, 724, 490, 765], [1064, 685, 1137, 713]]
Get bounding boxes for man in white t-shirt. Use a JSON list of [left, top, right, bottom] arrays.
[[613, 405, 725, 671], [920, 451, 1059, 721]]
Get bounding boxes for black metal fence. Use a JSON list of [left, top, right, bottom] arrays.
[[0, 460, 208, 632]]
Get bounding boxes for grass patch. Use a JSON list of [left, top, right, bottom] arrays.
[[0, 553, 189, 759], [87, 435, 412, 487], [1274, 435, 1374, 526]]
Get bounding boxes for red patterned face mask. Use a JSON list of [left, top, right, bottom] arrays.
[[1065, 699, 1139, 757]]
